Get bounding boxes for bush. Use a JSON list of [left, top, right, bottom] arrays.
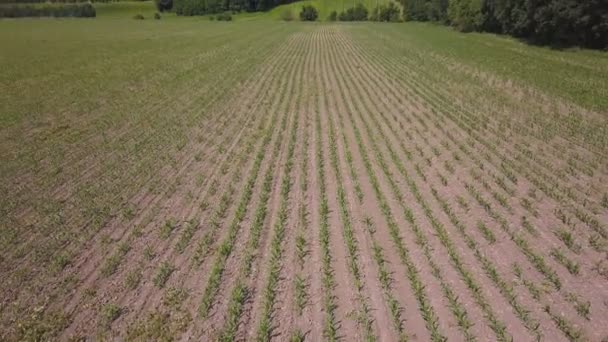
[[216, 11, 232, 20], [154, 12, 161, 19], [133, 13, 144, 19], [154, 0, 172, 12], [0, 3, 96, 17], [280, 8, 294, 21], [328, 10, 337, 21], [447, 0, 483, 32], [209, 15, 215, 20], [370, 2, 401, 22], [339, 3, 368, 21], [299, 4, 317, 21]]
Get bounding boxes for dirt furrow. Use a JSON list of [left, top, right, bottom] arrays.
[[185, 32, 306, 341], [321, 26, 410, 342], [269, 27, 315, 341]]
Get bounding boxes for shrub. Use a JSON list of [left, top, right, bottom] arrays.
[[328, 10, 337, 21], [280, 8, 294, 21], [216, 11, 232, 20], [154, 12, 161, 19], [209, 15, 215, 20], [0, 3, 96, 17], [154, 0, 172, 12], [339, 3, 368, 21], [299, 4, 317, 21], [133, 13, 145, 19]]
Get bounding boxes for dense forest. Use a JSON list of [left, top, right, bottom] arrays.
[[403, 0, 608, 49]]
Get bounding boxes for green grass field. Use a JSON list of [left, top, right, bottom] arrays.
[[1, 3, 608, 341]]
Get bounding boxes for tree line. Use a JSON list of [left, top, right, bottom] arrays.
[[0, 2, 95, 17], [174, 0, 296, 16], [402, 0, 608, 49]]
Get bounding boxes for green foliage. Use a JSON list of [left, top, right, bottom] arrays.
[[0, 3, 95, 17], [174, 0, 205, 15], [402, 0, 608, 48], [153, 262, 175, 288], [133, 13, 145, 19], [159, 219, 176, 239], [175, 0, 299, 16], [299, 4, 318, 20], [100, 242, 131, 277], [154, 0, 172, 12], [448, 0, 483, 32], [328, 9, 337, 21], [370, 1, 401, 21], [99, 304, 122, 328], [402, 0, 428, 20], [428, 0, 449, 21], [16, 310, 69, 341], [339, 3, 368, 21], [125, 269, 142, 290], [126, 312, 173, 341]]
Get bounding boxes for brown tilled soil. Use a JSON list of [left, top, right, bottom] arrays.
[[2, 24, 608, 342]]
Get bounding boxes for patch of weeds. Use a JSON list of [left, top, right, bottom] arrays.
[[456, 196, 469, 211], [556, 228, 581, 253], [131, 225, 143, 238], [125, 269, 142, 290], [513, 263, 542, 301], [544, 305, 584, 341], [143, 246, 156, 261], [126, 311, 171, 341], [520, 198, 537, 217], [153, 262, 175, 288], [589, 234, 607, 252], [100, 242, 131, 277], [289, 329, 305, 342], [163, 287, 189, 309], [17, 309, 69, 341], [477, 221, 496, 244], [550, 248, 579, 275], [160, 219, 177, 240], [99, 303, 122, 328], [196, 174, 205, 186], [521, 216, 538, 236], [51, 253, 71, 273], [100, 234, 112, 246], [565, 293, 590, 320], [84, 287, 97, 299], [294, 274, 307, 315], [122, 206, 136, 221]]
